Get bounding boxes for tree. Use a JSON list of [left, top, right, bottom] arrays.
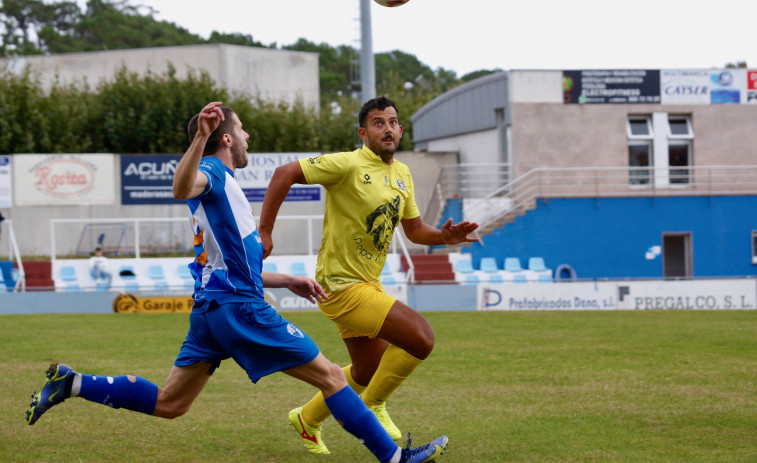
[[208, 31, 267, 48], [0, 0, 51, 56], [725, 61, 747, 69]]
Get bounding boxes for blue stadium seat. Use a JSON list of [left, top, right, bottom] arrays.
[[382, 276, 397, 285], [95, 281, 110, 291], [528, 257, 547, 272], [148, 265, 166, 280], [537, 273, 553, 284], [504, 257, 523, 272], [480, 257, 499, 273], [65, 283, 81, 292], [464, 274, 480, 285], [290, 262, 308, 276], [513, 274, 528, 284], [263, 261, 278, 273], [183, 279, 196, 291], [488, 273, 504, 284], [177, 264, 192, 279], [456, 259, 474, 273], [154, 281, 169, 291], [60, 266, 77, 282], [124, 281, 140, 292], [381, 262, 392, 275]]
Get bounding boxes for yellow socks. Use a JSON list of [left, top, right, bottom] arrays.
[[302, 365, 365, 427], [300, 346, 424, 426], [362, 345, 423, 407]]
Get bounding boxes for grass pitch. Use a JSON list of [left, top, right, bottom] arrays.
[[2, 310, 756, 462]]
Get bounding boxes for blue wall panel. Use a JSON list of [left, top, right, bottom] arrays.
[[465, 196, 757, 279]]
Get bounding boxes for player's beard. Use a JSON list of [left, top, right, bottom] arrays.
[[369, 134, 398, 157], [231, 136, 248, 169]]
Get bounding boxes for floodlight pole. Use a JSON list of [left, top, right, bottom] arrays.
[[359, 0, 376, 103]]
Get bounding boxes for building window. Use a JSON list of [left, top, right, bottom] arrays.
[[627, 114, 694, 186], [752, 231, 757, 264], [667, 116, 693, 184], [627, 117, 653, 185]]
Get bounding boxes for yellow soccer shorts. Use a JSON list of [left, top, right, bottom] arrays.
[[318, 282, 396, 339]]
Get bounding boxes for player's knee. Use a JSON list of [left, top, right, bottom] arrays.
[[154, 391, 192, 419], [411, 326, 435, 359], [156, 402, 191, 419], [323, 362, 348, 390]]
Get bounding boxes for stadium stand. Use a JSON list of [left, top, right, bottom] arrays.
[[401, 254, 454, 283], [455, 259, 474, 274], [381, 262, 392, 276], [177, 264, 192, 280], [528, 257, 547, 272], [49, 254, 414, 292], [504, 257, 523, 273], [118, 265, 136, 279], [60, 266, 77, 282], [24, 261, 54, 291], [263, 261, 278, 273], [124, 281, 140, 292], [381, 275, 397, 285], [147, 264, 166, 280], [488, 273, 504, 284], [464, 274, 480, 285], [480, 257, 499, 273], [290, 261, 308, 276], [513, 274, 528, 284]]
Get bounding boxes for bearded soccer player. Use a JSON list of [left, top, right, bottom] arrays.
[[259, 96, 478, 454]]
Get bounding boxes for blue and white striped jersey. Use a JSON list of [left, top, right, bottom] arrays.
[[185, 156, 264, 308]]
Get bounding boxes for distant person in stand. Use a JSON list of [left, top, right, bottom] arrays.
[[88, 247, 112, 288]]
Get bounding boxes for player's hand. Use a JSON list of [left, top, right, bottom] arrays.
[[197, 101, 224, 137], [440, 218, 480, 245], [260, 229, 273, 259], [287, 276, 328, 304]]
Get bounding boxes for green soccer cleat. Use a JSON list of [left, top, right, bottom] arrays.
[[26, 363, 75, 425], [288, 407, 330, 454], [399, 434, 449, 463], [371, 402, 402, 440]]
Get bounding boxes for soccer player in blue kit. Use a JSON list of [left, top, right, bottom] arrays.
[[25, 102, 447, 463]]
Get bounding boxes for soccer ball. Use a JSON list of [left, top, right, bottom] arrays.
[[373, 0, 410, 7]]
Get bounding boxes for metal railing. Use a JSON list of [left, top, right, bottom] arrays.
[[423, 163, 511, 226], [468, 165, 757, 236]]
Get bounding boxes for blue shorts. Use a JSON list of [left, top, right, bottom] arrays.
[[174, 300, 320, 383]]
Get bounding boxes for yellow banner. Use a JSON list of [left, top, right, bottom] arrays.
[[113, 293, 194, 313]]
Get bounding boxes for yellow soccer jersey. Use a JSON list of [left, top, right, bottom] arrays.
[[300, 146, 420, 294]]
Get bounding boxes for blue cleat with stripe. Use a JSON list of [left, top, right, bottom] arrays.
[[26, 363, 75, 425], [399, 434, 448, 463]]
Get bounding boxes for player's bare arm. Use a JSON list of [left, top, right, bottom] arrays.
[[262, 273, 328, 304], [401, 216, 480, 246], [258, 161, 308, 258], [172, 102, 223, 199]]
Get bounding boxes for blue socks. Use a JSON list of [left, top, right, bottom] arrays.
[[324, 386, 398, 462], [78, 374, 158, 415]]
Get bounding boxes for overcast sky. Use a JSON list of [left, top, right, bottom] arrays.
[[79, 0, 756, 76]]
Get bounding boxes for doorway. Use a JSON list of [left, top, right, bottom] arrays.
[[662, 233, 692, 278]]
